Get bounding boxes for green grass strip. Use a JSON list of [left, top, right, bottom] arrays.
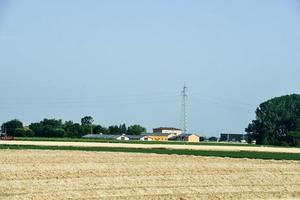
[[1, 144, 300, 161], [15, 137, 282, 147]]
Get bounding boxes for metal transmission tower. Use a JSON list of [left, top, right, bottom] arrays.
[[180, 84, 188, 134]]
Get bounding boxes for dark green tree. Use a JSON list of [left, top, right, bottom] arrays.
[[41, 118, 63, 128], [15, 128, 34, 137], [246, 94, 300, 146], [127, 125, 146, 135], [81, 116, 94, 135], [1, 119, 23, 136], [29, 122, 43, 136], [93, 125, 108, 134], [81, 116, 94, 126], [63, 121, 83, 138], [119, 123, 127, 134], [286, 131, 300, 146], [108, 125, 121, 134], [208, 136, 218, 142], [29, 119, 65, 137]]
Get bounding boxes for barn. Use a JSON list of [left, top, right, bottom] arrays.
[[169, 134, 200, 143], [146, 133, 169, 141]]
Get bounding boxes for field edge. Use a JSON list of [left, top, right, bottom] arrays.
[[1, 144, 300, 161]]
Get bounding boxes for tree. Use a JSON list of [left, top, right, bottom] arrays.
[[81, 116, 94, 126], [29, 122, 43, 136], [63, 121, 84, 138], [63, 120, 74, 134], [199, 136, 205, 142], [286, 131, 300, 147], [41, 118, 63, 128], [72, 123, 84, 137], [246, 94, 300, 146], [1, 119, 23, 136], [119, 123, 127, 134], [81, 116, 94, 135], [127, 125, 146, 135], [2, 117, 149, 139], [29, 118, 65, 137], [93, 125, 108, 134], [208, 136, 218, 142], [108, 125, 121, 134], [15, 128, 34, 137]]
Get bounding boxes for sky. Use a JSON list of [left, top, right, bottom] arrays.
[[0, 0, 300, 136]]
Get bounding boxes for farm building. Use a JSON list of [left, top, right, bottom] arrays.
[[127, 135, 145, 140], [83, 134, 130, 141], [145, 133, 169, 141], [116, 134, 130, 141], [139, 135, 153, 141], [82, 134, 143, 141], [82, 134, 119, 140], [219, 133, 247, 142], [169, 134, 200, 143], [153, 127, 182, 138]]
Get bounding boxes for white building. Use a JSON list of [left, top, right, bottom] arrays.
[[116, 134, 130, 141], [139, 135, 153, 141], [152, 127, 182, 138]]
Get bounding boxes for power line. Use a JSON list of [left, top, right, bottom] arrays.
[[0, 88, 256, 111], [0, 97, 179, 109]]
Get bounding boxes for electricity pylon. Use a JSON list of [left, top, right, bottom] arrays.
[[180, 83, 188, 134]]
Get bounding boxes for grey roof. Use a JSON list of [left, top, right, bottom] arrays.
[[126, 135, 144, 139], [82, 134, 120, 139], [169, 134, 199, 140], [82, 134, 144, 140], [153, 127, 182, 131]]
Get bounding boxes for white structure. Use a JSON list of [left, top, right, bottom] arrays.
[[140, 135, 153, 141], [153, 127, 182, 138], [116, 134, 129, 141]]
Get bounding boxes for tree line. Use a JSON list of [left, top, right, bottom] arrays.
[[2, 94, 300, 146], [0, 116, 146, 138], [246, 94, 300, 147]]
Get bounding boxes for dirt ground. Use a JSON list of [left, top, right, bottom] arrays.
[[0, 150, 299, 200], [1, 140, 300, 153]]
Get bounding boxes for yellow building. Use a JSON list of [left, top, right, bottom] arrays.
[[169, 134, 200, 143], [185, 134, 200, 142]]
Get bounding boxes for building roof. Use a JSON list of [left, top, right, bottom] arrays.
[[144, 132, 170, 137], [83, 134, 144, 140], [153, 127, 182, 131], [169, 134, 199, 140], [82, 134, 120, 139], [126, 135, 144, 139]]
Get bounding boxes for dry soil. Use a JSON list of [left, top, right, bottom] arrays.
[[0, 150, 299, 200]]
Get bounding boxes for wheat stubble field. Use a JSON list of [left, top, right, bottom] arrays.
[[0, 150, 300, 200]]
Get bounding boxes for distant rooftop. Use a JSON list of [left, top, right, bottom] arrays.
[[153, 127, 182, 131], [145, 133, 171, 136], [82, 134, 119, 139], [169, 134, 199, 140], [82, 134, 146, 140]]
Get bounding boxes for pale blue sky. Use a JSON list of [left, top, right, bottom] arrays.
[[0, 0, 300, 136]]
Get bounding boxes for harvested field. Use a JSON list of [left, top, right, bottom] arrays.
[[1, 140, 300, 153], [0, 150, 300, 200]]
